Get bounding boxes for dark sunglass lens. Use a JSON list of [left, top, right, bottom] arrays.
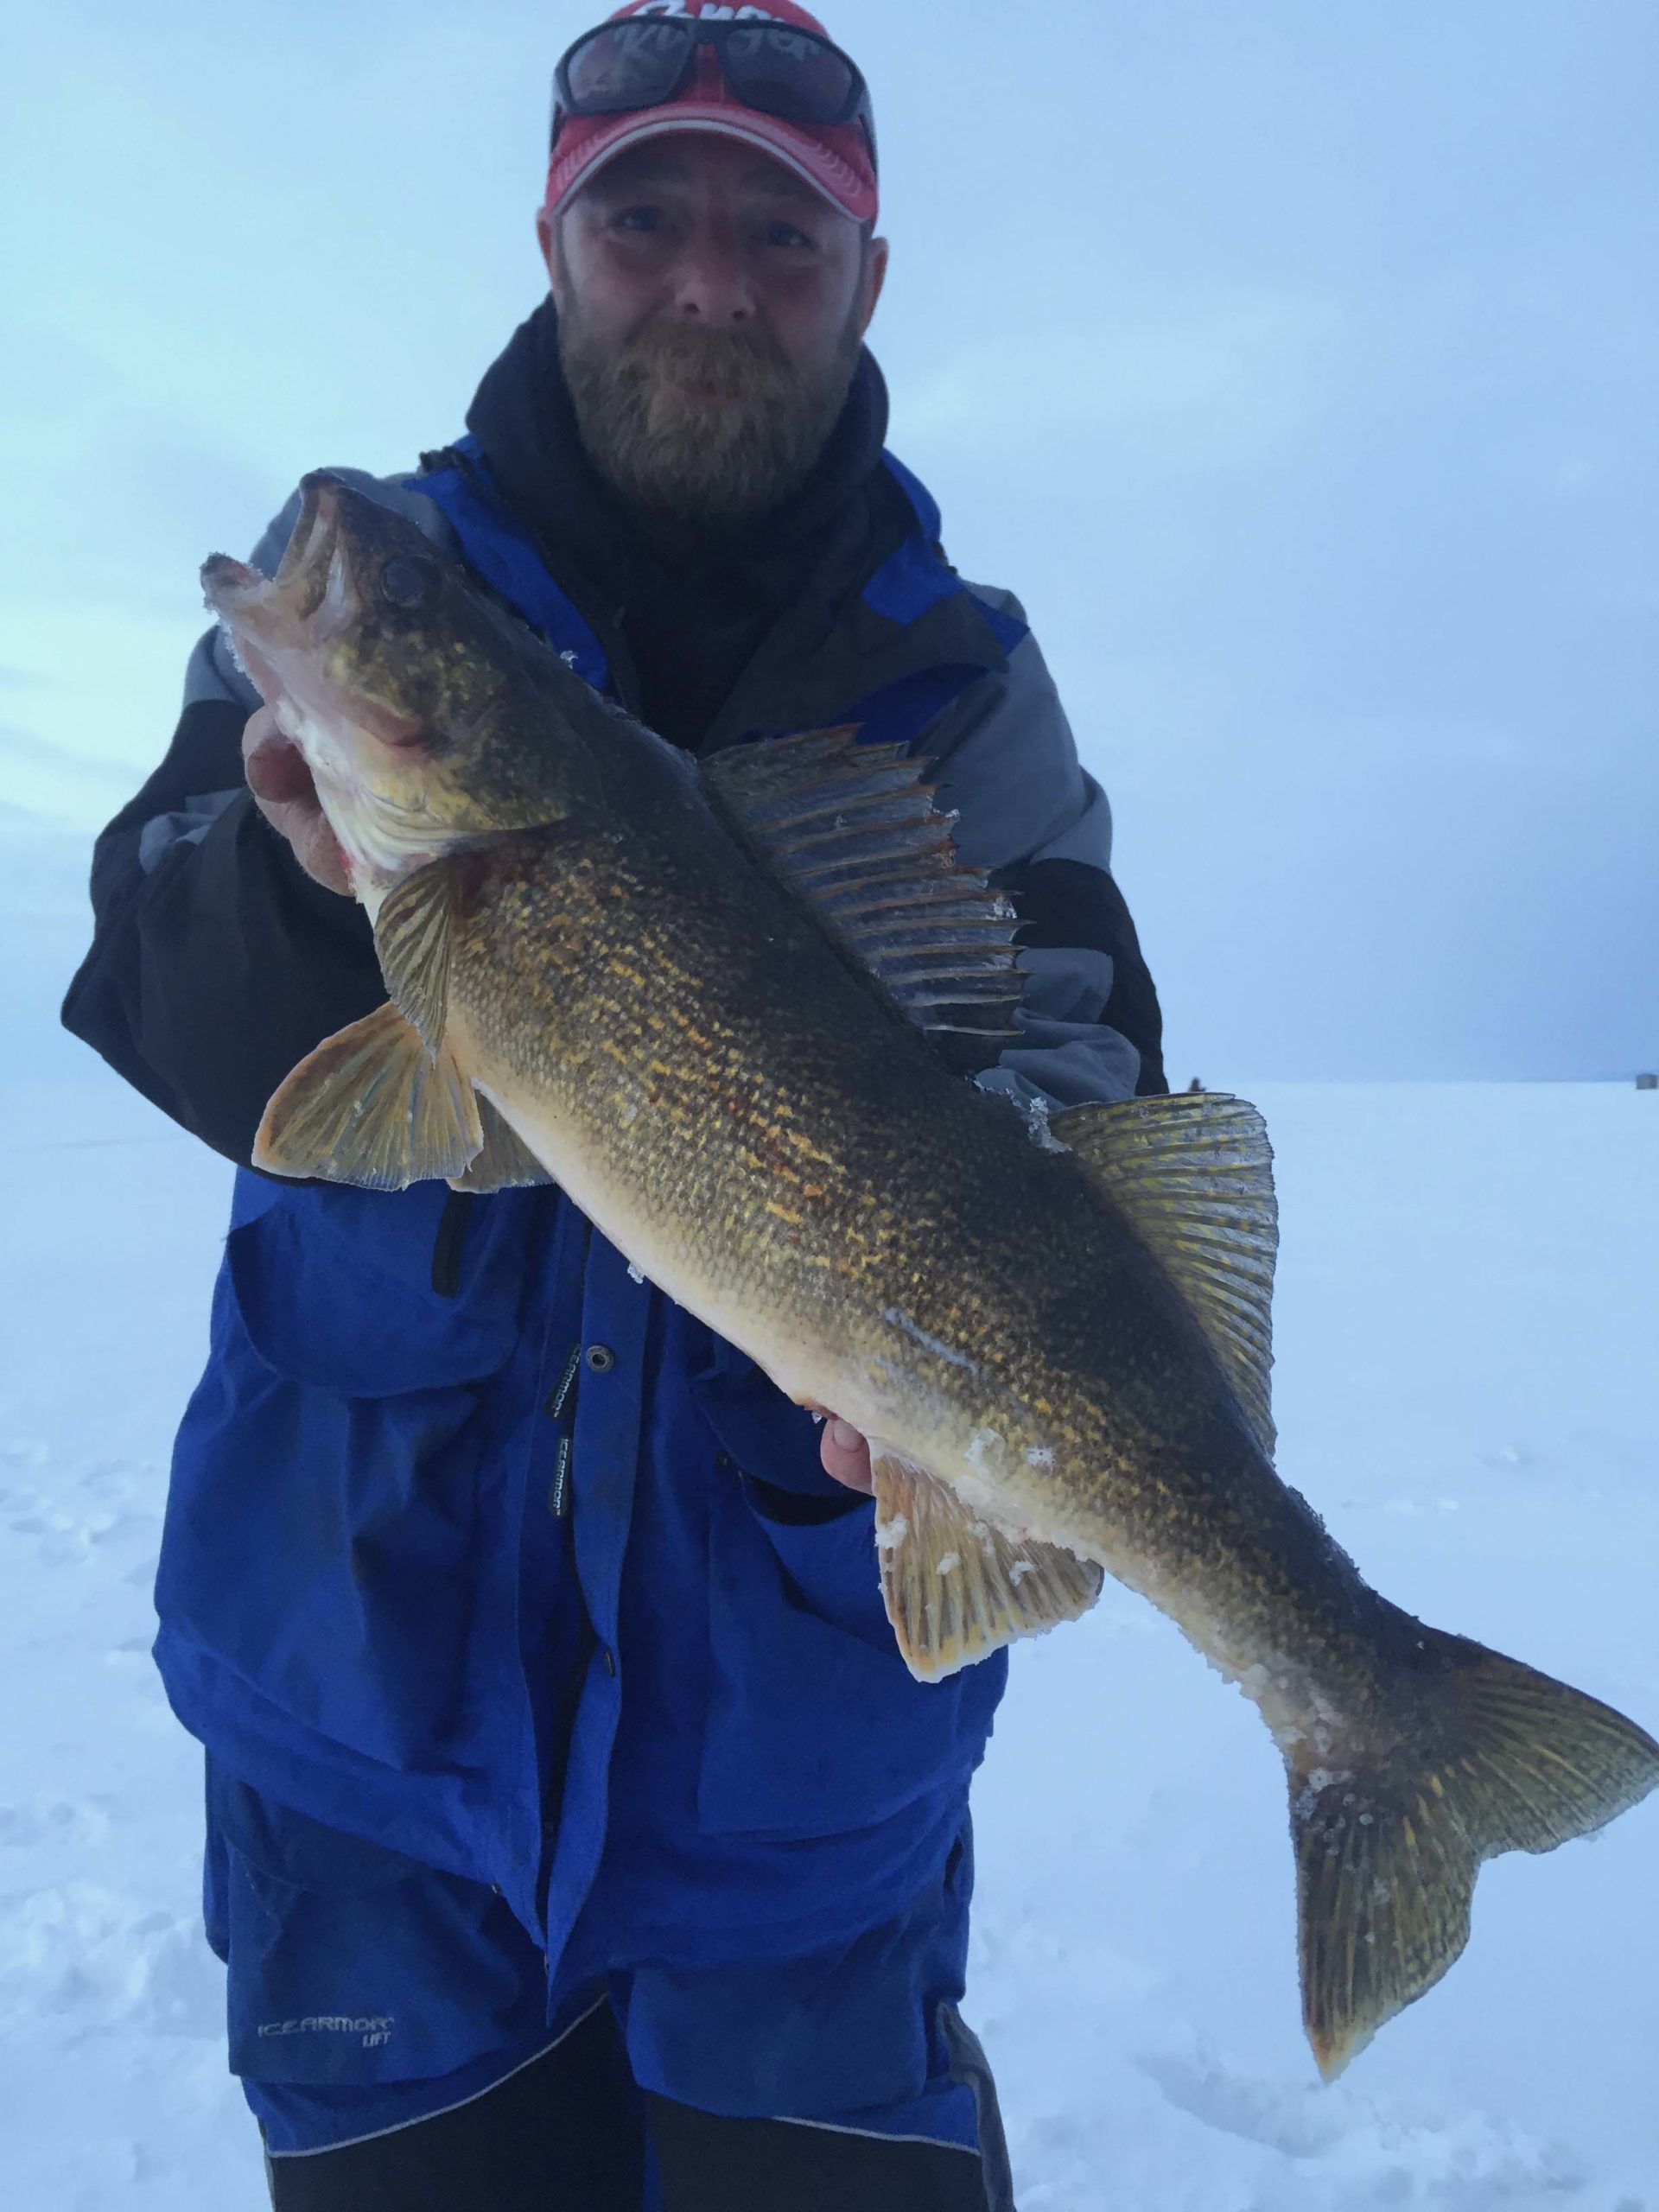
[[722, 26, 855, 122], [563, 21, 690, 112]]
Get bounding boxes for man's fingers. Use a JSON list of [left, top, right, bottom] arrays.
[[290, 813, 354, 896], [244, 715, 317, 807], [240, 701, 283, 764], [245, 743, 319, 808], [820, 1415, 875, 1495], [241, 710, 353, 893]]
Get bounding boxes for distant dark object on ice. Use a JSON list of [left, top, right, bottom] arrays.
[[1637, 1072, 1657, 1090]]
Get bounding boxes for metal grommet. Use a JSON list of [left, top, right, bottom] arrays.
[[601, 1648, 617, 1677], [585, 1344, 616, 1375]]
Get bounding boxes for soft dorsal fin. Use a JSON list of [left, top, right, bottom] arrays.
[[254, 1000, 483, 1190], [701, 728, 1024, 1063], [1050, 1092, 1279, 1459], [374, 858, 463, 1058]]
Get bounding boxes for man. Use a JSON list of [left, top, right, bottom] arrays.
[[64, 5, 1166, 2206]]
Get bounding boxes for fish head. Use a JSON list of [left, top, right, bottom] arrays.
[[203, 474, 607, 889]]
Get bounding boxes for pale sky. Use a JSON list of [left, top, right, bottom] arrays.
[[3, 0, 1656, 1082]]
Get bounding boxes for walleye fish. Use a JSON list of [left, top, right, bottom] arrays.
[[203, 474, 1659, 2079]]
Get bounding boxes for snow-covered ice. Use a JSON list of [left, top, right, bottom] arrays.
[[2, 1058, 1656, 2209]]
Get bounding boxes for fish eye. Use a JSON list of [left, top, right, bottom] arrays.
[[378, 555, 436, 610]]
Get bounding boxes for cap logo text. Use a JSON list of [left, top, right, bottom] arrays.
[[627, 4, 784, 20]]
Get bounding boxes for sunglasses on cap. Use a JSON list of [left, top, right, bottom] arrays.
[[552, 15, 877, 170]]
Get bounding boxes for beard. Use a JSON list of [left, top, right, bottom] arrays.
[[557, 294, 865, 531]]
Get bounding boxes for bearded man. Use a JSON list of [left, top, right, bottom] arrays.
[[64, 6, 1166, 2207]]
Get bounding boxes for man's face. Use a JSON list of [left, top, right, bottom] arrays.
[[537, 134, 888, 527]]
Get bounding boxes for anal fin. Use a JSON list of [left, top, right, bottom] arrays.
[[872, 1451, 1103, 1681], [254, 1001, 483, 1190], [448, 1096, 556, 1192]]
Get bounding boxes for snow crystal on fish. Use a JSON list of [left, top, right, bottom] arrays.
[[1020, 1092, 1069, 1154], [965, 1428, 1006, 1480]]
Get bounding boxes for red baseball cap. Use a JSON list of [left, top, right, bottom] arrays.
[[545, 2, 878, 226]]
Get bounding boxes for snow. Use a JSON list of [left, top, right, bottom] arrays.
[[2, 1065, 1656, 2209]]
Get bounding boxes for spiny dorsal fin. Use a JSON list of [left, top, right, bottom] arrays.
[[1049, 1092, 1278, 1458], [448, 1096, 556, 1192], [254, 1001, 483, 1191], [872, 1450, 1104, 1681], [701, 728, 1024, 1063], [374, 859, 461, 1058]]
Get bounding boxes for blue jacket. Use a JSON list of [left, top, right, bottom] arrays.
[[68, 430, 1159, 2113]]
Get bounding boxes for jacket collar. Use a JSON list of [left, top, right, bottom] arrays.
[[452, 297, 1013, 751], [464, 296, 898, 632]]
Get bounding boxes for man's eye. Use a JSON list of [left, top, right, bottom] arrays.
[[615, 206, 664, 234], [766, 221, 813, 250]]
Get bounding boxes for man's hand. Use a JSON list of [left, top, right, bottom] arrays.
[[818, 1414, 874, 1495], [242, 705, 353, 895]]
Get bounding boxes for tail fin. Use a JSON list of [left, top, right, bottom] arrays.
[[1291, 1620, 1659, 2079]]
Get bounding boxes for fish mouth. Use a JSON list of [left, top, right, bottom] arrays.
[[203, 475, 358, 690], [201, 475, 425, 748], [202, 474, 358, 671]]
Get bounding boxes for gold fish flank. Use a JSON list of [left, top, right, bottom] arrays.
[[204, 474, 1659, 2083]]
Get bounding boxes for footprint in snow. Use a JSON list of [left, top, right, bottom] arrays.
[[0, 1796, 114, 1850], [79, 1459, 157, 1503], [0, 1883, 221, 2039], [4, 1490, 159, 1570], [1139, 2048, 1586, 2201]]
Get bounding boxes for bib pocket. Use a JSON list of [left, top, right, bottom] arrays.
[[158, 1183, 529, 1771], [696, 1477, 1004, 1842], [206, 1759, 544, 2087]]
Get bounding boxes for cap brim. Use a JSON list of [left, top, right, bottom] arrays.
[[549, 105, 877, 225]]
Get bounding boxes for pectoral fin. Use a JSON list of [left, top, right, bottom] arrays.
[[254, 1001, 483, 1190], [373, 857, 465, 1057], [872, 1451, 1104, 1681]]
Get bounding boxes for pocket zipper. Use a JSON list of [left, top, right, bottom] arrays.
[[430, 1192, 474, 1297], [544, 1342, 583, 1519]]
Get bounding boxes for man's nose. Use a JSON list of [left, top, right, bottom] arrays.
[[668, 228, 754, 327]]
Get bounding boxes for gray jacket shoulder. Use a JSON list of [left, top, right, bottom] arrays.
[[920, 585, 1112, 881], [181, 467, 460, 715], [911, 584, 1144, 1109]]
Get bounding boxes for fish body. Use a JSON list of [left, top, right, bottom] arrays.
[[203, 475, 1659, 2078], [440, 791, 1353, 1732]]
